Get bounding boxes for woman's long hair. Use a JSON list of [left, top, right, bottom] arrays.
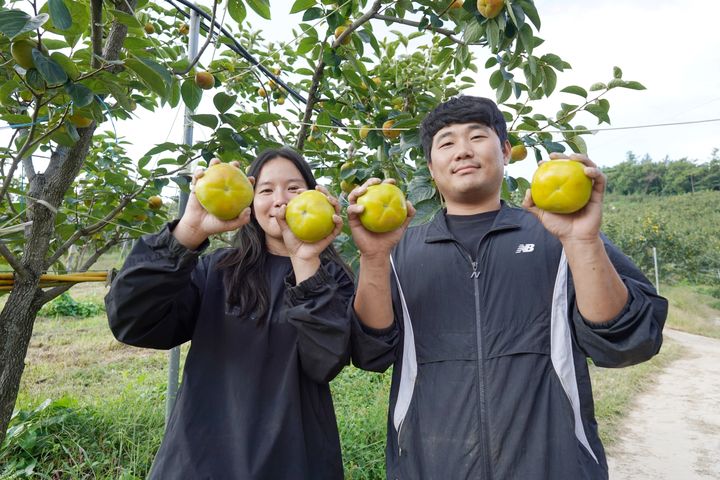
[[217, 147, 352, 324]]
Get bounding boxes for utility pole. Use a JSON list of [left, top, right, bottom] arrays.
[[166, 6, 200, 425]]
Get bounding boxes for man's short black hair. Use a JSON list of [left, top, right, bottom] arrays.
[[420, 96, 508, 162]]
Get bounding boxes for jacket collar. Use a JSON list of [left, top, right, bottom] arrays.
[[424, 201, 522, 243]]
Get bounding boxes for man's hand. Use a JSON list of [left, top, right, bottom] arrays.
[[523, 153, 605, 243], [347, 178, 415, 260], [173, 159, 253, 250]]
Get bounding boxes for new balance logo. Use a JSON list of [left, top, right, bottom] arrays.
[[515, 243, 535, 253]]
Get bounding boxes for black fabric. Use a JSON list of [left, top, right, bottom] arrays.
[[445, 209, 498, 259], [350, 203, 668, 480], [105, 224, 352, 479]]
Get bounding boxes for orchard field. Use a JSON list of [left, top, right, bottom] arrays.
[[2, 191, 718, 478]]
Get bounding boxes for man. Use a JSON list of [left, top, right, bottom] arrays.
[[347, 96, 667, 480]]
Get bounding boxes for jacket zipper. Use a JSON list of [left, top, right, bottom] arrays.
[[469, 254, 493, 480], [398, 419, 405, 457]]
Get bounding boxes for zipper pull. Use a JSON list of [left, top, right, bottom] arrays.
[[470, 261, 480, 279]]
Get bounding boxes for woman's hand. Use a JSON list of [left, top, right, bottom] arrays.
[[173, 159, 253, 250], [276, 185, 344, 261]]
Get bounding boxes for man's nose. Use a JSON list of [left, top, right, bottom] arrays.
[[454, 138, 473, 159]]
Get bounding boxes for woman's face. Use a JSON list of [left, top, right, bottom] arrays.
[[252, 156, 309, 251]]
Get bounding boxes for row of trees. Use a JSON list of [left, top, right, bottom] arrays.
[[605, 150, 720, 196], [0, 0, 646, 444]]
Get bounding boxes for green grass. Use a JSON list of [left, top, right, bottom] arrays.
[[2, 280, 716, 478], [663, 283, 720, 339]]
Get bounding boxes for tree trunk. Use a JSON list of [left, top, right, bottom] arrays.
[[0, 0, 135, 444], [0, 282, 43, 443]]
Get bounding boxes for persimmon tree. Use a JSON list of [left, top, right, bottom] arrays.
[[0, 0, 644, 444]]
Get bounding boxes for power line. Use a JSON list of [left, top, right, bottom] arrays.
[[513, 117, 720, 135]]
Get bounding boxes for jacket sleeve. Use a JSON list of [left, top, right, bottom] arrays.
[[105, 222, 209, 350], [570, 235, 668, 368], [349, 268, 401, 373], [283, 261, 354, 384]]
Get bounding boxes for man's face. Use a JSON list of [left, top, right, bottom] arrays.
[[428, 122, 510, 206]]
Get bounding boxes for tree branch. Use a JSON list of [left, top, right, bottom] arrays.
[[91, 0, 103, 68], [372, 13, 467, 45], [333, 0, 383, 48], [21, 156, 36, 183], [174, 0, 218, 76], [0, 244, 28, 279], [294, 53, 324, 152], [296, 0, 383, 151], [46, 179, 151, 266], [40, 235, 121, 305], [0, 104, 42, 203]]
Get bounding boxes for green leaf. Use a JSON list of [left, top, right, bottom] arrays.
[[0, 10, 30, 38], [2, 114, 33, 125], [66, 122, 80, 142], [607, 78, 625, 89], [486, 20, 500, 51], [518, 24, 534, 55], [589, 82, 606, 91], [463, 21, 483, 44], [621, 80, 646, 90], [168, 78, 181, 108], [517, 0, 541, 29], [496, 81, 511, 104], [0, 11, 49, 39], [543, 141, 565, 153], [64, 82, 94, 107], [290, 0, 315, 14], [32, 50, 68, 85], [410, 198, 441, 227], [227, 0, 247, 24], [213, 92, 237, 114], [566, 135, 587, 154], [541, 53, 564, 70], [191, 114, 219, 129], [48, 0, 72, 30], [542, 66, 557, 96], [40, 39, 69, 50], [246, 0, 271, 19], [407, 174, 435, 205], [302, 7, 323, 21], [585, 103, 611, 124], [489, 69, 504, 89], [181, 79, 202, 111], [125, 58, 166, 97], [560, 85, 587, 98], [613, 66, 623, 79], [297, 37, 316, 55], [25, 69, 46, 90], [109, 9, 142, 28]]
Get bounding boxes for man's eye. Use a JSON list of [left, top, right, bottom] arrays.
[[440, 142, 452, 148], [288, 185, 300, 191]]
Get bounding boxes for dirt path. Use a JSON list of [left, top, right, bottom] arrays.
[[606, 329, 720, 479]]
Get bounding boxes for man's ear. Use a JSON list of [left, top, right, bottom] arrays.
[[501, 140, 511, 166], [427, 159, 434, 179]]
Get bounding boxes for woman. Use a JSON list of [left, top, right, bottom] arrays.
[[106, 147, 353, 479]]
